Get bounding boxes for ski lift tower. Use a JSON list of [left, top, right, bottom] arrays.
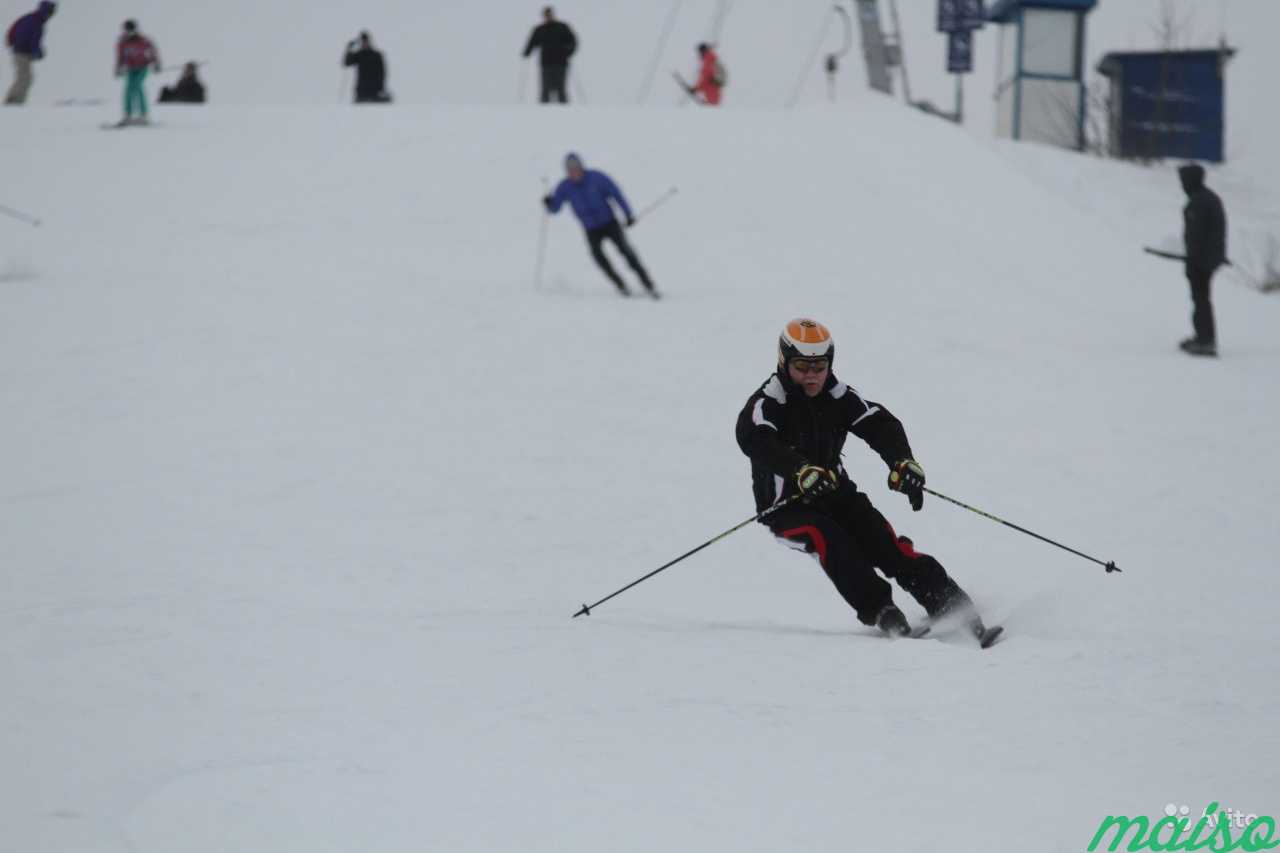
[[990, 0, 1097, 150]]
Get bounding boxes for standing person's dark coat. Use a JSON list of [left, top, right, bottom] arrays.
[[158, 63, 205, 103], [5, 1, 56, 105], [1179, 164, 1227, 354], [522, 7, 577, 103], [344, 33, 390, 104]]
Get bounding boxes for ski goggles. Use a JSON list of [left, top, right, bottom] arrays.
[[788, 357, 830, 374]]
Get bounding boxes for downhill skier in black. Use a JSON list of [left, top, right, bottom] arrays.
[[736, 319, 994, 642]]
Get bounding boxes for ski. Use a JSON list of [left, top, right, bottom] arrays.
[[865, 624, 930, 641], [100, 120, 159, 130], [921, 618, 1004, 649]]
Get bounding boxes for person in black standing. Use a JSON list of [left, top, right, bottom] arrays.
[[1178, 164, 1227, 357], [343, 31, 391, 104], [522, 6, 576, 104]]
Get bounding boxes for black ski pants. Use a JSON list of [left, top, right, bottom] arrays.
[[585, 220, 654, 294], [540, 64, 569, 103], [767, 484, 971, 625], [1186, 264, 1217, 344]]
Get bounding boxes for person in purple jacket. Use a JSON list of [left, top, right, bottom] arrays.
[[4, 1, 55, 105], [543, 153, 659, 298]]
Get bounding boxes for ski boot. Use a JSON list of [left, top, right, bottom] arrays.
[[876, 604, 913, 637], [967, 615, 1004, 648], [1179, 337, 1217, 357]]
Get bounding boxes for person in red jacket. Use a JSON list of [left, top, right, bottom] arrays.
[[691, 42, 723, 106], [113, 19, 160, 126]]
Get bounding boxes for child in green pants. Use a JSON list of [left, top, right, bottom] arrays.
[[114, 19, 160, 125]]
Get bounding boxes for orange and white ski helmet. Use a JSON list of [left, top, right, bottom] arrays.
[[777, 318, 833, 367]]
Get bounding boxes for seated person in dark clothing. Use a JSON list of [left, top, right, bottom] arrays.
[[343, 31, 392, 104], [158, 62, 206, 103]]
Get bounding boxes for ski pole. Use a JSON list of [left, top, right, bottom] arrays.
[[633, 186, 679, 224], [636, 0, 684, 104], [573, 495, 801, 618], [0, 203, 42, 227], [672, 71, 698, 104], [155, 61, 207, 74], [534, 176, 550, 290], [1143, 246, 1233, 267], [923, 487, 1120, 574]]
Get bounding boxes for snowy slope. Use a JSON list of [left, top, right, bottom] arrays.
[[3, 94, 1279, 852]]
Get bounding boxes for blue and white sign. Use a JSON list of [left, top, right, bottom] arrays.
[[959, 0, 986, 30], [936, 0, 961, 33], [947, 30, 974, 73]]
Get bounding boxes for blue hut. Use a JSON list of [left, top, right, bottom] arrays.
[[989, 0, 1097, 150], [1096, 48, 1236, 163]]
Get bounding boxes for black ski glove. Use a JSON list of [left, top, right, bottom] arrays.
[[795, 464, 838, 501], [542, 195, 554, 212], [888, 459, 925, 511], [625, 215, 636, 228]]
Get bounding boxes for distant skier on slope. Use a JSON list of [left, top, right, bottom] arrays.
[[680, 43, 724, 106], [736, 319, 993, 641], [113, 20, 160, 126], [543, 152, 659, 299]]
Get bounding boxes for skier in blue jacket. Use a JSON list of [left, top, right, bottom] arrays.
[[543, 153, 658, 298]]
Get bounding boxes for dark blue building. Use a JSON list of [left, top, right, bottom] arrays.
[[1097, 48, 1236, 163]]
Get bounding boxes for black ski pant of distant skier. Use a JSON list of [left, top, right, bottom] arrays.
[[540, 63, 569, 103], [767, 484, 972, 626], [585, 220, 655, 295], [1186, 264, 1217, 344]]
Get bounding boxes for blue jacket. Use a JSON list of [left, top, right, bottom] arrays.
[[547, 169, 634, 231], [7, 2, 54, 58]]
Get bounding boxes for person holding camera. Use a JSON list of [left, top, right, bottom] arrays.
[[343, 31, 390, 104]]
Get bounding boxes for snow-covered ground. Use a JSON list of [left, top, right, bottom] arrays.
[[3, 94, 1278, 851]]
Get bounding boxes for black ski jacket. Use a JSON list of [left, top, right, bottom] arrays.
[[344, 46, 387, 98], [1180, 164, 1227, 271], [158, 76, 205, 103], [522, 20, 577, 67], [735, 370, 914, 513]]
